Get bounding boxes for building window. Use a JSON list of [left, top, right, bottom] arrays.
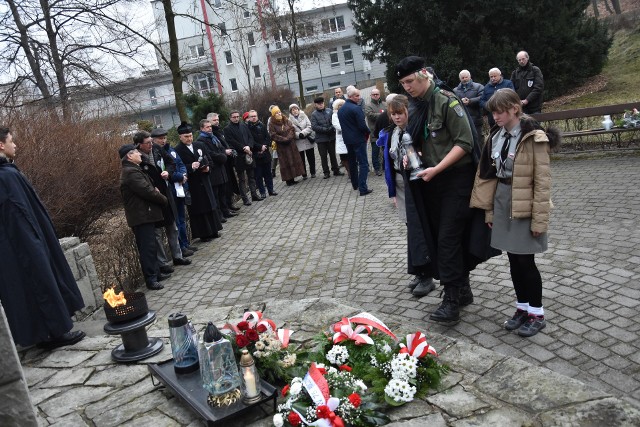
[[189, 44, 205, 59], [342, 45, 353, 65], [230, 78, 238, 92], [153, 115, 163, 126], [297, 22, 314, 38], [321, 16, 345, 34], [329, 48, 339, 68], [248, 32, 255, 46], [213, 0, 221, 7], [193, 73, 215, 95], [225, 50, 233, 64], [243, 10, 250, 18], [328, 81, 341, 88], [148, 88, 157, 106], [253, 65, 261, 78], [305, 85, 318, 93], [277, 57, 292, 65], [219, 22, 227, 36]]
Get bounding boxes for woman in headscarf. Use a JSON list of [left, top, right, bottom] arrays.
[[268, 107, 305, 186]]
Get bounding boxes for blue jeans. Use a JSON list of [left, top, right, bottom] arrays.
[[370, 140, 382, 172], [346, 143, 369, 193]]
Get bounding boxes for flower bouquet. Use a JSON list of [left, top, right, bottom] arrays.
[[622, 108, 640, 128], [222, 310, 298, 384]]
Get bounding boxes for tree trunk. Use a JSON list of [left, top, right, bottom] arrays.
[[591, 0, 599, 17], [609, 0, 622, 14], [161, 0, 188, 122], [40, 0, 70, 120]]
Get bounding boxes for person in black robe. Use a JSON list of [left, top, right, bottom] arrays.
[[0, 127, 85, 349], [173, 122, 223, 242]]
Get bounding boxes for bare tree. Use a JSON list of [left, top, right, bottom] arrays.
[[0, 0, 152, 120]]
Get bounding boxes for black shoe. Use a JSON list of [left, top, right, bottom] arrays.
[[286, 180, 298, 186], [504, 309, 530, 331], [223, 211, 238, 218], [146, 281, 164, 290], [260, 193, 267, 198], [334, 171, 345, 176], [271, 169, 276, 178], [517, 314, 546, 337], [158, 272, 171, 281], [186, 245, 199, 251], [160, 265, 175, 274], [243, 200, 252, 206], [429, 286, 460, 324], [173, 257, 191, 266], [181, 248, 194, 257], [220, 217, 227, 223], [229, 205, 241, 211], [37, 330, 86, 350], [311, 174, 316, 178], [302, 175, 308, 180], [412, 277, 435, 297], [200, 237, 212, 242], [252, 194, 263, 201], [459, 281, 474, 307], [269, 191, 278, 196], [324, 173, 330, 179], [375, 170, 383, 176], [407, 276, 422, 290], [360, 189, 373, 196]]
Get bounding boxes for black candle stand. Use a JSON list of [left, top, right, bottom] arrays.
[[104, 311, 163, 362], [148, 359, 277, 426]]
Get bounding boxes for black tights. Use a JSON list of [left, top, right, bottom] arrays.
[[507, 253, 542, 308]]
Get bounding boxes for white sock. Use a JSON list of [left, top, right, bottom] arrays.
[[516, 302, 529, 312], [529, 306, 544, 317]]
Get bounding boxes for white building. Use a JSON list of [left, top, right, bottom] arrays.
[[70, 0, 386, 128]]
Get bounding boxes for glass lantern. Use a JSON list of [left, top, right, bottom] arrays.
[[239, 349, 262, 404]]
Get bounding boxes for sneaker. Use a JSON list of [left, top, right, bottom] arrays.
[[412, 277, 435, 297], [517, 314, 546, 337], [504, 309, 528, 331]]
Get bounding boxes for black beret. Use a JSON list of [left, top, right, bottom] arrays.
[[150, 127, 168, 137], [176, 121, 193, 135], [395, 56, 426, 79], [118, 144, 136, 159], [314, 97, 325, 104]]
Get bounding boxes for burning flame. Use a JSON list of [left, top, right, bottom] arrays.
[[103, 287, 127, 308]]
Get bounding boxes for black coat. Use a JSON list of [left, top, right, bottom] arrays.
[[247, 121, 272, 165], [212, 126, 240, 195], [224, 122, 258, 171], [174, 142, 218, 214], [120, 160, 167, 227], [0, 158, 85, 347], [196, 132, 228, 186], [140, 144, 177, 226]]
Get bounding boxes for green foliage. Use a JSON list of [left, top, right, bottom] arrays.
[[183, 91, 230, 127], [349, 0, 612, 99], [136, 120, 153, 132]]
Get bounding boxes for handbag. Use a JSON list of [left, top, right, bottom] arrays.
[[306, 131, 316, 144]]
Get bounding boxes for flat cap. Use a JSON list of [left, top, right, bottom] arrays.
[[395, 56, 426, 79], [118, 144, 136, 159], [150, 127, 168, 137]]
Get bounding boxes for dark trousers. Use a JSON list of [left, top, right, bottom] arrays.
[[236, 167, 257, 199], [132, 222, 159, 284], [420, 164, 475, 288], [370, 140, 382, 172], [317, 141, 340, 175], [175, 197, 189, 249], [507, 253, 543, 308], [346, 143, 369, 193], [255, 162, 274, 195], [299, 148, 316, 176], [213, 183, 229, 214]]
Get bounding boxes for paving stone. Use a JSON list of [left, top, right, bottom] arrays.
[[48, 412, 89, 427], [539, 397, 640, 426], [386, 413, 447, 427], [90, 390, 167, 427], [119, 410, 181, 427], [22, 367, 58, 387], [38, 386, 112, 418], [427, 385, 490, 418], [451, 407, 534, 427], [84, 364, 149, 387], [439, 341, 506, 376], [40, 367, 94, 388], [36, 350, 95, 368], [84, 378, 157, 419]]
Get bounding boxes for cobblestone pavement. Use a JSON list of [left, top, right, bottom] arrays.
[[143, 152, 640, 408]]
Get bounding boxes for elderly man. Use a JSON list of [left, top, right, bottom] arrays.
[[480, 68, 514, 127], [119, 143, 168, 290], [365, 88, 386, 175], [311, 96, 342, 179], [454, 70, 485, 138], [0, 127, 86, 349], [397, 56, 477, 324], [338, 85, 372, 196], [511, 51, 544, 114]]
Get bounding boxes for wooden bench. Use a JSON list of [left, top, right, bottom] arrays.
[[531, 102, 640, 150]]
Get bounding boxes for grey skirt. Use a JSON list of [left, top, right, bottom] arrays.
[[491, 182, 548, 254]]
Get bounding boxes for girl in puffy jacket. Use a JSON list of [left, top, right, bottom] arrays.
[[470, 88, 560, 338]]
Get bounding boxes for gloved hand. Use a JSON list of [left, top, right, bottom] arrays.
[[299, 133, 305, 139]]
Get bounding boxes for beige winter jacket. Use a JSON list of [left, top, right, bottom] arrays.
[[470, 117, 560, 233]]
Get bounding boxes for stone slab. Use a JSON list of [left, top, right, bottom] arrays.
[[119, 410, 181, 427], [0, 381, 38, 427], [387, 413, 447, 427], [22, 367, 58, 387], [84, 364, 148, 387], [439, 341, 506, 376], [40, 368, 94, 388], [36, 350, 95, 368], [426, 385, 491, 418], [89, 390, 167, 427], [451, 407, 537, 427], [49, 412, 89, 427], [539, 396, 640, 426], [38, 386, 112, 418], [84, 377, 157, 419]]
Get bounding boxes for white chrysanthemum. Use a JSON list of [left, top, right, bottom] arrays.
[[290, 382, 303, 396], [255, 341, 265, 350], [279, 352, 297, 368], [390, 353, 418, 380], [273, 413, 284, 427], [355, 379, 367, 391], [382, 343, 392, 353], [384, 378, 417, 403], [326, 345, 349, 365], [327, 366, 338, 375]]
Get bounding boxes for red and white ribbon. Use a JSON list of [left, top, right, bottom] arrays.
[[256, 318, 276, 332], [332, 318, 374, 345], [399, 332, 437, 358], [348, 312, 397, 341], [294, 363, 344, 427], [242, 310, 263, 327], [277, 328, 293, 347]]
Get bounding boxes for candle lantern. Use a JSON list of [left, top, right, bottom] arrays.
[[239, 349, 262, 404], [168, 313, 199, 374], [200, 322, 242, 397], [401, 132, 425, 181]]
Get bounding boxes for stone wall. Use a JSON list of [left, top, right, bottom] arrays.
[[59, 237, 102, 317], [0, 306, 37, 427]]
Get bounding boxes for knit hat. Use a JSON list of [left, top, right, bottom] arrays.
[[271, 106, 281, 117], [289, 103, 300, 112], [176, 121, 192, 135], [118, 144, 136, 159], [242, 112, 249, 121]]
